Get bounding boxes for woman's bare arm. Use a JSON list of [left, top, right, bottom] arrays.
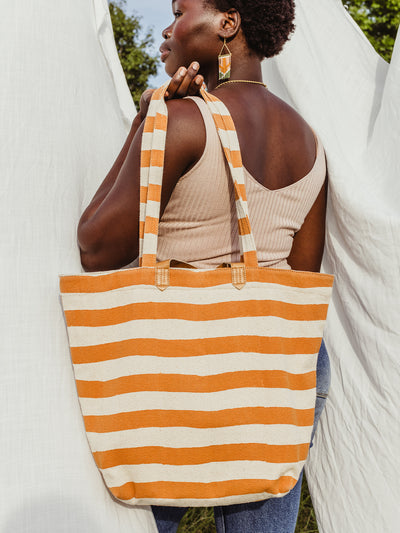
[[79, 112, 144, 225], [78, 66, 202, 225], [287, 178, 327, 272], [78, 64, 204, 272], [77, 98, 205, 272]]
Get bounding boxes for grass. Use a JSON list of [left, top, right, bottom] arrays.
[[177, 508, 216, 533], [294, 476, 319, 533], [176, 476, 318, 533]]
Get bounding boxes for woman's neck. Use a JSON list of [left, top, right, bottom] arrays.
[[205, 55, 263, 91]]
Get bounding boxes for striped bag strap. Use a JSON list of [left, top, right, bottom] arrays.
[[138, 84, 168, 266], [139, 82, 258, 268]]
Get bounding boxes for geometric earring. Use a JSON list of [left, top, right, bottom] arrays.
[[218, 38, 232, 80]]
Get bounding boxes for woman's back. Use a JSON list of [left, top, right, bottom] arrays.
[[208, 84, 318, 191], [158, 94, 326, 269]]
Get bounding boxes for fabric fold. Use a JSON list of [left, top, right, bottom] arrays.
[[263, 1, 400, 531], [0, 1, 155, 531]]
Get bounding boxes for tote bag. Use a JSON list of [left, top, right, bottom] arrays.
[[60, 84, 334, 507]]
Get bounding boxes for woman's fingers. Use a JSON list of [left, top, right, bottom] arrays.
[[166, 67, 188, 98], [140, 63, 204, 115], [172, 62, 200, 97], [187, 73, 204, 96], [166, 62, 203, 99]]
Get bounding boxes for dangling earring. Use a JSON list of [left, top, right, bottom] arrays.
[[218, 39, 232, 81]]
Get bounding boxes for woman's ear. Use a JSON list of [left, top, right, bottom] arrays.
[[218, 9, 241, 39]]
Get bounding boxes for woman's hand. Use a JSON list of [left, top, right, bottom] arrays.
[[139, 62, 204, 119], [165, 62, 204, 99]]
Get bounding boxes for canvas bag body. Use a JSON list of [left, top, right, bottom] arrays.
[[60, 84, 334, 507]]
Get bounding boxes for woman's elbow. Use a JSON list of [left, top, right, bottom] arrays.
[[78, 225, 137, 272], [79, 249, 102, 272], [78, 245, 124, 272], [78, 222, 106, 271], [78, 241, 104, 272]]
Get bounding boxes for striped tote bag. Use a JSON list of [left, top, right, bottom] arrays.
[[60, 84, 334, 507]]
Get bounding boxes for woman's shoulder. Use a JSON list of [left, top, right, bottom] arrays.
[[215, 89, 320, 189], [165, 97, 205, 134], [259, 92, 322, 188], [164, 98, 206, 161], [276, 96, 320, 184], [155, 98, 207, 207], [264, 91, 317, 152]]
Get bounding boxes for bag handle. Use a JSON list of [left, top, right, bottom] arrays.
[[139, 82, 258, 269]]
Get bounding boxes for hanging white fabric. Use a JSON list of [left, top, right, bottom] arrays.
[[2, 0, 399, 530], [0, 0, 156, 530], [263, 1, 400, 532]]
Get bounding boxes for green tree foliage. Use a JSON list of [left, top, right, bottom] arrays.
[[343, 0, 400, 61], [109, 1, 158, 106]]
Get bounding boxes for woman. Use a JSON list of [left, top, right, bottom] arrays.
[[78, 0, 330, 531]]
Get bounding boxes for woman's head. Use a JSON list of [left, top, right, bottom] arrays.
[[204, 0, 295, 59], [160, 0, 295, 82]]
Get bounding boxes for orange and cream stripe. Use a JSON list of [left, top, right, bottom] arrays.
[[139, 84, 168, 266], [200, 89, 258, 267], [60, 266, 333, 506]]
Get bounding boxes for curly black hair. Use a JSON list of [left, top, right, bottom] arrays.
[[205, 0, 295, 59]]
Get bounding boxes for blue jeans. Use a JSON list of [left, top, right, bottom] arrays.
[[153, 340, 330, 533]]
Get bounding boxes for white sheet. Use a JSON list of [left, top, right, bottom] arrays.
[[263, 1, 400, 531], [0, 0, 156, 530]]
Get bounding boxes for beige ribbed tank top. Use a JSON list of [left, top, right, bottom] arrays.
[[157, 96, 326, 270]]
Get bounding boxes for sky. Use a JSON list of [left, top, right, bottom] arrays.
[[125, 0, 172, 87]]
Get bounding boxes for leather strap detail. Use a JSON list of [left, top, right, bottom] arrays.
[[231, 263, 246, 290], [155, 265, 170, 291], [155, 260, 196, 290]]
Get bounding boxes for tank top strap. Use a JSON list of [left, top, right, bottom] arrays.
[[184, 95, 221, 144], [307, 130, 326, 183], [178, 96, 227, 182]]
